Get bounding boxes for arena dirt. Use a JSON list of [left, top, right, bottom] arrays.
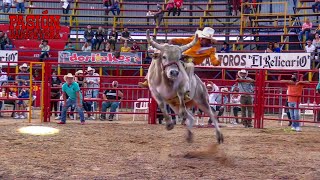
[[0, 115, 320, 180]]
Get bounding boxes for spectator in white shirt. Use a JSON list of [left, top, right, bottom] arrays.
[[230, 87, 241, 125], [84, 67, 100, 110], [2, 0, 12, 13], [0, 65, 8, 87], [39, 40, 50, 62], [305, 39, 316, 53], [82, 42, 92, 52]]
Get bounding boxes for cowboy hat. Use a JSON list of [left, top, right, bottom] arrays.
[[86, 66, 95, 72], [75, 70, 84, 75], [221, 88, 229, 92], [63, 73, 75, 81], [238, 69, 248, 77], [19, 63, 29, 70], [196, 27, 215, 40]]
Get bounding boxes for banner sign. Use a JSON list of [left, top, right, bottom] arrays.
[[0, 50, 18, 66], [9, 10, 61, 39], [200, 53, 311, 70], [58, 51, 142, 67]]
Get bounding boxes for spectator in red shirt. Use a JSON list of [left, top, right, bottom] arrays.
[[130, 41, 141, 53], [173, 0, 183, 16], [299, 18, 313, 42], [166, 0, 175, 16]]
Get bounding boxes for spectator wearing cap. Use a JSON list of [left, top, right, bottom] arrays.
[[299, 18, 312, 42], [39, 40, 50, 62], [130, 41, 141, 53], [2, 0, 12, 13], [120, 41, 131, 52], [230, 87, 241, 124], [84, 67, 100, 111], [120, 27, 132, 42], [14, 83, 29, 119], [16, 0, 25, 13], [312, 0, 320, 13], [0, 65, 8, 86], [220, 42, 230, 53], [84, 25, 95, 48], [236, 69, 255, 128], [50, 71, 61, 118], [63, 42, 75, 52], [58, 73, 85, 125], [100, 81, 123, 121]]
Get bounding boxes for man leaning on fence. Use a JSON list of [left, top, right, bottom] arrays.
[[236, 69, 255, 128], [58, 73, 85, 125], [100, 81, 123, 121], [281, 73, 310, 132]]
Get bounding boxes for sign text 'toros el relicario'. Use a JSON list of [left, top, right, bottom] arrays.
[[9, 10, 61, 39]]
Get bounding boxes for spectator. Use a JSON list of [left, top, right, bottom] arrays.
[[5, 85, 17, 118], [312, 0, 320, 13], [14, 83, 29, 119], [110, 0, 120, 16], [273, 42, 281, 53], [61, 0, 72, 23], [16, 63, 31, 87], [2, 0, 12, 13], [0, 31, 4, 50], [120, 27, 132, 42], [58, 73, 85, 125], [207, 82, 223, 125], [173, 0, 183, 16], [63, 42, 75, 52], [39, 40, 50, 62], [130, 41, 141, 53], [281, 73, 309, 132], [100, 81, 123, 121], [120, 41, 131, 52], [230, 87, 241, 125], [220, 42, 230, 53], [95, 26, 106, 50], [108, 27, 118, 50], [84, 25, 95, 47], [103, 41, 113, 52], [15, 0, 25, 13], [84, 67, 100, 111], [75, 70, 85, 87], [50, 71, 61, 118], [305, 39, 316, 53], [153, 4, 164, 28], [266, 42, 274, 53], [2, 33, 13, 50], [284, 90, 292, 127], [82, 42, 92, 52], [103, 0, 112, 15], [166, 0, 175, 16], [83, 88, 95, 120], [299, 18, 312, 42], [0, 65, 8, 86], [312, 33, 320, 53], [316, 78, 320, 127], [236, 69, 255, 128]]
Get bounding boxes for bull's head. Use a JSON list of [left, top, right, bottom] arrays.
[[146, 30, 198, 80]]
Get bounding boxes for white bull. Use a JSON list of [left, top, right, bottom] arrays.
[[146, 30, 224, 144]]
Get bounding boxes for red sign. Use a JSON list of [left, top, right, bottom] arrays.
[[9, 10, 61, 39]]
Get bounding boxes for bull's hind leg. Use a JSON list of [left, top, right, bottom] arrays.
[[196, 100, 224, 144]]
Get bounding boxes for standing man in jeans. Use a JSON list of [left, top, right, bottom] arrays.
[[236, 69, 255, 128], [58, 73, 85, 125], [85, 67, 100, 112], [282, 73, 309, 132]]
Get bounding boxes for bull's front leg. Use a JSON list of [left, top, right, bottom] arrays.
[[151, 89, 174, 130], [177, 90, 188, 120]]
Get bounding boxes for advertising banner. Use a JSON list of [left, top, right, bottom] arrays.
[[0, 50, 18, 66]]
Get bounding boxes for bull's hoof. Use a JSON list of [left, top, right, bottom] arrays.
[[217, 132, 224, 144], [166, 122, 174, 131], [186, 130, 193, 143]]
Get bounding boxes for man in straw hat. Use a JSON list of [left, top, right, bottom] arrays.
[[58, 73, 85, 124], [16, 63, 32, 87], [138, 27, 220, 87], [236, 69, 255, 128], [85, 66, 100, 113]]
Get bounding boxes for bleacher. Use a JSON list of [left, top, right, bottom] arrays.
[[0, 0, 320, 62]]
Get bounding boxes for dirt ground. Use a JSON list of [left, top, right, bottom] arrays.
[[0, 113, 320, 180]]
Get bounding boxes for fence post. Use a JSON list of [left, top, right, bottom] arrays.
[[254, 69, 266, 128], [149, 97, 157, 124], [43, 63, 51, 122]]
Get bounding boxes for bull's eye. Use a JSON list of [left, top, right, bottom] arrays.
[[163, 56, 166, 59]]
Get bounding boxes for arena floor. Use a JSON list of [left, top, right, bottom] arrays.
[[0, 114, 320, 180]]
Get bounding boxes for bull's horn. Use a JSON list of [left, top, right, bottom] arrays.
[[146, 29, 164, 51], [180, 34, 198, 52]]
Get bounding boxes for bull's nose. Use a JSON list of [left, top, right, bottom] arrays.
[[170, 70, 179, 77]]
